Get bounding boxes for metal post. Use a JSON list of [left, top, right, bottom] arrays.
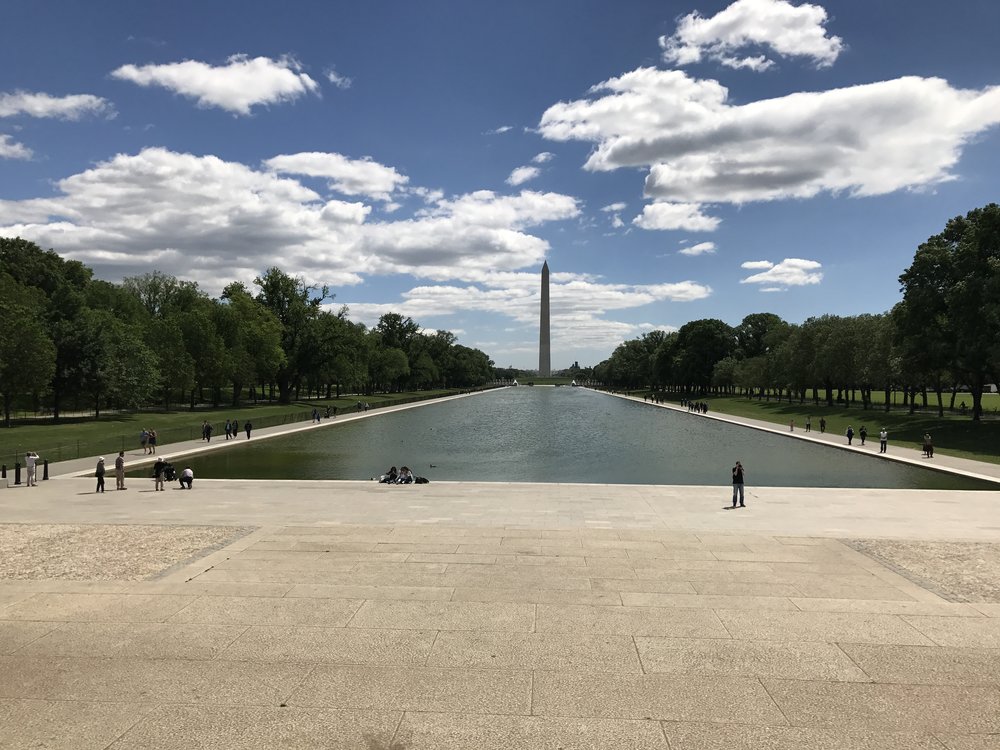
[[14, 462, 21, 485], [1, 464, 5, 478], [43, 460, 49, 481]]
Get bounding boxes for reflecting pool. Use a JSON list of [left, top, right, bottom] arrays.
[[167, 387, 997, 489]]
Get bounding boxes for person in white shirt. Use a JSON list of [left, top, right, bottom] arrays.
[[24, 451, 39, 487], [879, 428, 888, 454], [179, 466, 194, 489]]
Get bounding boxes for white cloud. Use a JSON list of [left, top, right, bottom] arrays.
[[506, 165, 541, 186], [0, 90, 113, 119], [531, 152, 555, 163], [740, 257, 822, 287], [111, 54, 319, 115], [539, 67, 1000, 206], [325, 68, 352, 88], [633, 202, 720, 231], [601, 202, 626, 212], [611, 215, 624, 229], [486, 125, 513, 135], [0, 134, 31, 159], [760, 286, 786, 292], [678, 241, 716, 256], [0, 148, 579, 293], [659, 0, 844, 70], [264, 152, 408, 201]]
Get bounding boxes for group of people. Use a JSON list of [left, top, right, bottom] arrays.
[[94, 451, 129, 493], [139, 429, 158, 454], [150, 457, 194, 490], [222, 420, 253, 440], [377, 466, 426, 484], [683, 399, 709, 414]]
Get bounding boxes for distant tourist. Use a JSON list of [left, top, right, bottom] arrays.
[[24, 451, 39, 487], [846, 425, 854, 445], [923, 433, 933, 458], [245, 421, 252, 439], [140, 429, 149, 454], [396, 466, 414, 484], [729, 461, 745, 509], [179, 466, 194, 489], [879, 428, 888, 453], [148, 430, 157, 454], [205, 422, 213, 442], [789, 419, 794, 432], [805, 417, 811, 432], [819, 417, 826, 433], [379, 466, 398, 483], [115, 451, 127, 490], [95, 457, 106, 493], [153, 457, 166, 491], [225, 419, 232, 440], [859, 426, 868, 446]]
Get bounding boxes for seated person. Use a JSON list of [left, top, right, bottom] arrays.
[[179, 466, 194, 489], [396, 466, 414, 484], [379, 466, 398, 483]]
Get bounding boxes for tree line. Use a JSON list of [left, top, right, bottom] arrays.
[[0, 238, 494, 425], [590, 204, 1000, 422]]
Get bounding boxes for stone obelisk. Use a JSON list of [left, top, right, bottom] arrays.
[[538, 261, 551, 376]]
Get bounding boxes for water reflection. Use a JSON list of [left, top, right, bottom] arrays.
[[174, 388, 996, 489]]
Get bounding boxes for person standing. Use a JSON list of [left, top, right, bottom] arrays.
[[859, 426, 868, 446], [245, 421, 252, 439], [24, 451, 39, 487], [153, 457, 166, 491], [846, 426, 854, 445], [805, 417, 812, 432], [205, 422, 213, 442], [819, 417, 826, 433], [789, 419, 795, 432], [923, 433, 934, 458], [95, 457, 106, 493], [148, 430, 157, 454], [140, 429, 149, 454], [115, 451, 127, 490], [879, 428, 888, 453], [730, 461, 746, 508], [225, 419, 232, 440]]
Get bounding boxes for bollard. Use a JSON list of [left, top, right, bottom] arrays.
[[14, 462, 21, 485], [1, 464, 5, 479], [43, 459, 49, 481]]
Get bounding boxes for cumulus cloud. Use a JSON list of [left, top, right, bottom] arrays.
[[0, 134, 31, 159], [0, 147, 580, 293], [633, 202, 720, 231], [679, 241, 716, 256], [506, 165, 540, 186], [111, 54, 319, 115], [325, 68, 352, 88], [740, 257, 822, 287], [539, 67, 1000, 207], [659, 0, 844, 71], [0, 90, 113, 119], [264, 152, 408, 201], [531, 152, 555, 163]]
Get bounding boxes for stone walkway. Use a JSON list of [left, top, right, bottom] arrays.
[[1, 390, 999, 748]]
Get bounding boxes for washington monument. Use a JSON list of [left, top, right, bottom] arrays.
[[538, 261, 551, 376]]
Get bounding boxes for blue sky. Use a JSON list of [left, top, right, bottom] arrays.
[[2, 0, 999, 370]]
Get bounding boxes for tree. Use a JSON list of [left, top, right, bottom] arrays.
[[0, 272, 56, 425], [674, 319, 736, 391], [898, 204, 1000, 420]]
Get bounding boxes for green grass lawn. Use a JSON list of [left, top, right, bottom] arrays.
[[0, 388, 473, 466], [679, 394, 1000, 465]]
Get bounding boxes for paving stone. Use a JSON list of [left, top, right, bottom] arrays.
[[763, 679, 1000, 732], [285, 583, 454, 601], [289, 664, 531, 714], [791, 598, 982, 617], [0, 698, 155, 750], [787, 580, 916, 600], [452, 587, 622, 606], [16, 621, 248, 660], [590, 579, 698, 595], [717, 609, 936, 645], [0, 593, 196, 623], [0, 655, 308, 704], [972, 604, 1000, 617], [620, 593, 796, 610], [394, 711, 669, 750], [219, 625, 436, 665], [636, 636, 869, 681], [167, 595, 363, 626], [841, 643, 1000, 686], [536, 604, 728, 638], [934, 734, 1000, 749], [903, 616, 1000, 648], [348, 600, 534, 631], [125, 581, 294, 598], [0, 620, 59, 654], [689, 581, 803, 597], [106, 705, 400, 750], [662, 721, 948, 749], [428, 630, 642, 672], [532, 671, 787, 723]]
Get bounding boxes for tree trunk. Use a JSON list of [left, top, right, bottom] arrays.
[[231, 381, 242, 407]]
